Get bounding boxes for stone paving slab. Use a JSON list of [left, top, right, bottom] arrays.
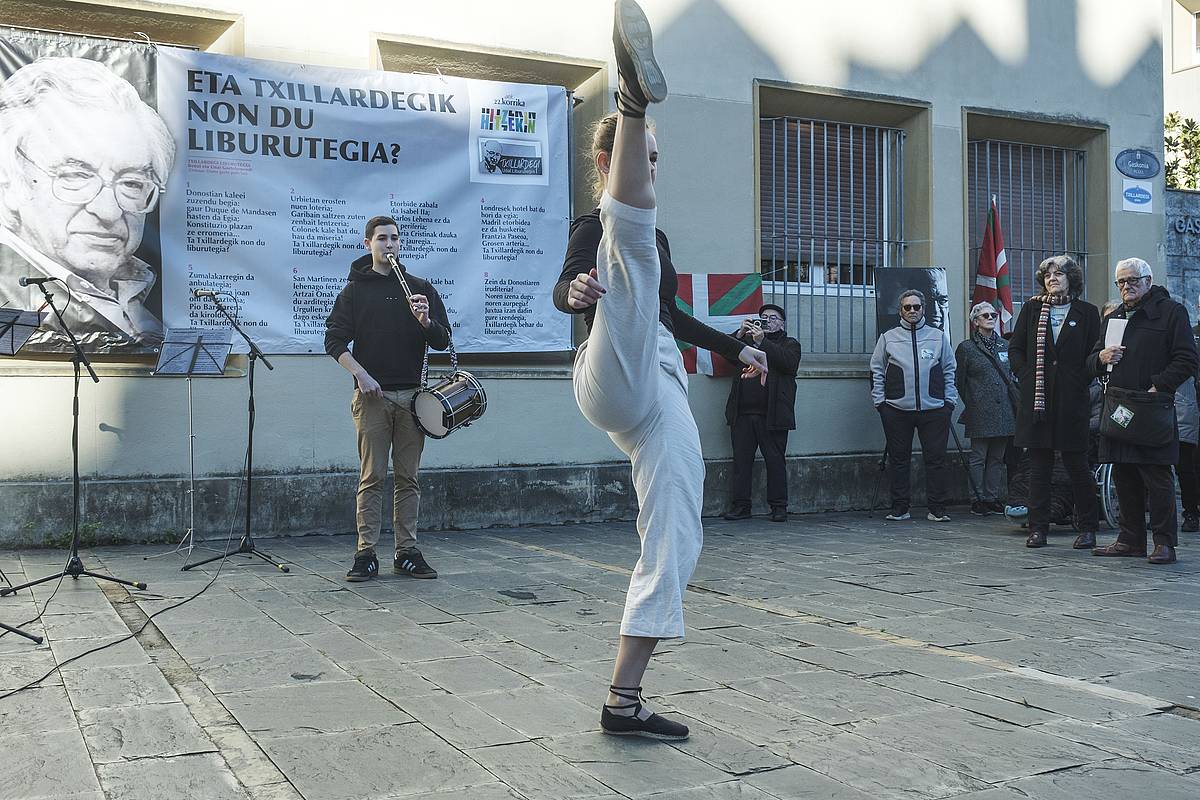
[[970, 761, 1200, 799], [466, 740, 617, 799], [3, 727, 103, 800], [782, 730, 991, 798], [2, 510, 1199, 800], [78, 700, 216, 763], [96, 752, 249, 800], [258, 724, 496, 800]]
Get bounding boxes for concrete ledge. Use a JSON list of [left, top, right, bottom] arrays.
[[0, 453, 965, 547]]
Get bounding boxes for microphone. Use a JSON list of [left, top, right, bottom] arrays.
[[18, 276, 56, 287], [193, 289, 218, 298]]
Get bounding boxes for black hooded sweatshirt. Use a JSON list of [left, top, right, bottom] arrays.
[[324, 254, 451, 390]]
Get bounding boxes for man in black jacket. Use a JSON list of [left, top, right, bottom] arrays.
[[722, 304, 802, 522], [1091, 258, 1199, 564], [325, 215, 451, 582]]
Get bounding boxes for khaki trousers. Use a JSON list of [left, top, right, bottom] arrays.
[[352, 387, 424, 556]]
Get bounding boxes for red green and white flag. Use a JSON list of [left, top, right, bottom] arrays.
[[973, 195, 1013, 333], [674, 273, 764, 376]]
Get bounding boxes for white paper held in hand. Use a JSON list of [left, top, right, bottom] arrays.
[[1104, 318, 1128, 373]]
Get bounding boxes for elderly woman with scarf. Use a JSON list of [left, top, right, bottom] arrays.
[[1008, 255, 1101, 550], [955, 301, 1017, 516]]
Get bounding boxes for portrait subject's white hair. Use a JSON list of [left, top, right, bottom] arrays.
[[0, 57, 175, 227]]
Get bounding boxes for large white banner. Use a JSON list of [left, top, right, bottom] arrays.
[[156, 48, 571, 353]]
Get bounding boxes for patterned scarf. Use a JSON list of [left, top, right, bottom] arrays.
[[1032, 293, 1072, 417], [973, 329, 999, 354]]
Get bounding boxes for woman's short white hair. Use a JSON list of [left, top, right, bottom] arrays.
[[1114, 257, 1152, 279], [969, 301, 997, 322]]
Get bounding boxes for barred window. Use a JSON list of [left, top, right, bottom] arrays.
[[759, 117, 905, 354], [967, 140, 1087, 312]]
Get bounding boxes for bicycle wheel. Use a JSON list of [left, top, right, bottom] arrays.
[[1097, 463, 1120, 529]]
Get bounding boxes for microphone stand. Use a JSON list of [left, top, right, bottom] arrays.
[[0, 282, 147, 602], [183, 294, 288, 573]]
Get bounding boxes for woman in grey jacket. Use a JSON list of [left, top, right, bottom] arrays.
[[955, 302, 1017, 516]]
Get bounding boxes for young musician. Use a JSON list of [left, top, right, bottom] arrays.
[[325, 216, 450, 581]]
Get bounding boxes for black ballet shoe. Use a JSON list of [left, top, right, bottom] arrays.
[[613, 0, 667, 115], [600, 685, 688, 741]]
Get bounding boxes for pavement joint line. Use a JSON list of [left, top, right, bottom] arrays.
[[96, 579, 305, 800], [485, 534, 1176, 714]]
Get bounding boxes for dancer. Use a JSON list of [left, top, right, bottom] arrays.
[[554, 0, 768, 740]]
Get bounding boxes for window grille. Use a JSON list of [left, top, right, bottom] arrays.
[[967, 140, 1087, 314], [759, 117, 906, 354]]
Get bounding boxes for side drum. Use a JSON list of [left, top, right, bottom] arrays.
[[411, 371, 487, 438]]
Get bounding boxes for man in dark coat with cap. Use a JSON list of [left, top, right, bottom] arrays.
[[722, 304, 802, 522], [1090, 258, 1199, 564]]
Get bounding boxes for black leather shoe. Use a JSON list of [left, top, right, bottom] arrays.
[[1071, 531, 1096, 550], [613, 0, 667, 113], [1182, 513, 1199, 533], [1025, 530, 1047, 548], [722, 506, 751, 521], [769, 507, 788, 523], [1092, 541, 1147, 557], [1148, 544, 1177, 564]]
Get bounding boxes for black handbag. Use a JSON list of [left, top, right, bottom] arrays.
[[1099, 380, 1176, 447]]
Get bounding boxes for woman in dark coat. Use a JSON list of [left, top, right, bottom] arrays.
[[955, 301, 1017, 516], [1008, 255, 1101, 549]]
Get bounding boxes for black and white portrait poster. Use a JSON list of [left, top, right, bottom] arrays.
[[874, 267, 950, 338], [0, 28, 168, 355]]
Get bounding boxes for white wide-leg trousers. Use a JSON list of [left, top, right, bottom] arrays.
[[572, 194, 705, 639]]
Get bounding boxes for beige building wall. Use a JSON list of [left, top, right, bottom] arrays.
[[0, 1, 1166, 522], [1165, 0, 1200, 117]]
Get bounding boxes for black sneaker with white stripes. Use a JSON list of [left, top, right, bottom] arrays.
[[346, 549, 379, 582], [394, 548, 437, 579]]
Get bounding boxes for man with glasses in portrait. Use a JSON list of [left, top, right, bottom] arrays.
[[722, 303, 802, 522], [0, 57, 175, 352]]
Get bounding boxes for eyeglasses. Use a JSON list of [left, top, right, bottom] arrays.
[[759, 315, 783, 323], [1114, 276, 1148, 288], [901, 304, 923, 311], [976, 312, 998, 319], [16, 146, 164, 214]]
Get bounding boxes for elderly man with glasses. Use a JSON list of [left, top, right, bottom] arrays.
[[0, 57, 175, 352], [870, 289, 958, 522], [1090, 258, 1199, 564], [721, 303, 801, 522]]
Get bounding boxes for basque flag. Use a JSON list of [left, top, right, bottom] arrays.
[[973, 195, 1013, 333], [674, 273, 764, 375]]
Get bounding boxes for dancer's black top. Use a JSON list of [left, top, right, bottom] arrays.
[[554, 208, 744, 362]]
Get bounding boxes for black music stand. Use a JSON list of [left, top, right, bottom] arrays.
[[0, 309, 44, 643], [182, 295, 287, 573], [146, 329, 233, 564], [0, 285, 147, 605]]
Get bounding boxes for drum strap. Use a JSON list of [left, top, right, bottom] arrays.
[[419, 332, 457, 388]]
